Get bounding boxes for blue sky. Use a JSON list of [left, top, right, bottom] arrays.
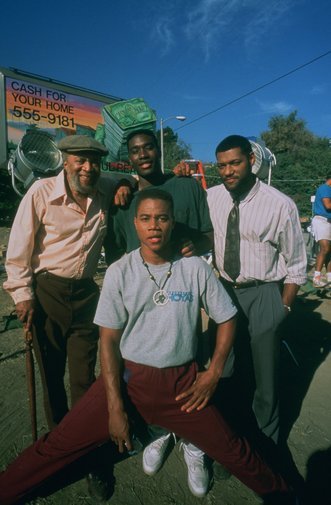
[[1, 0, 330, 161]]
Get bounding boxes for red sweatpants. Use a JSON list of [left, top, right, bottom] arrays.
[[0, 361, 289, 504]]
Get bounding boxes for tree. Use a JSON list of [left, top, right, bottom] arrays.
[[156, 127, 191, 172], [262, 111, 315, 155], [261, 111, 331, 217], [0, 167, 20, 225]]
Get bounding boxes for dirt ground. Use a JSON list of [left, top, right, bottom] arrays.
[[0, 225, 330, 505]]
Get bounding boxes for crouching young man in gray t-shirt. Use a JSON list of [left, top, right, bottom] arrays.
[[95, 188, 293, 502], [0, 189, 295, 505]]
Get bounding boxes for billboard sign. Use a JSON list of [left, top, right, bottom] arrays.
[[0, 68, 122, 168]]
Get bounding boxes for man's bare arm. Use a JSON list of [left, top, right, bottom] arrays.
[[111, 175, 137, 207], [282, 283, 300, 313], [321, 196, 331, 211], [99, 326, 132, 453]]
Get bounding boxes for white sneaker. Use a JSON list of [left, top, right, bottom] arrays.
[[313, 276, 327, 288], [181, 442, 209, 498], [142, 433, 172, 475]]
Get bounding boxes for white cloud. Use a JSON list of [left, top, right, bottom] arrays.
[[183, 0, 301, 60], [310, 84, 327, 95], [148, 0, 301, 61], [257, 99, 293, 114], [184, 0, 237, 61], [151, 17, 176, 56], [243, 1, 294, 50]]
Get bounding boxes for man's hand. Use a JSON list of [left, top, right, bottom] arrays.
[[113, 181, 133, 207], [108, 408, 132, 454], [179, 233, 213, 257], [15, 300, 35, 330], [175, 370, 219, 413], [180, 238, 195, 257], [282, 283, 300, 316], [173, 161, 195, 177]]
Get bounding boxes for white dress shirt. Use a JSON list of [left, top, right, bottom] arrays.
[[207, 179, 307, 285]]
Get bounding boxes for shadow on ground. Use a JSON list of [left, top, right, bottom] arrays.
[[279, 296, 331, 441], [208, 292, 331, 500], [305, 446, 331, 505]]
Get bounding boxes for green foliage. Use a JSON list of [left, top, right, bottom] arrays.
[[0, 168, 20, 225], [261, 111, 331, 217], [203, 164, 220, 188], [261, 111, 315, 154], [156, 127, 191, 172]]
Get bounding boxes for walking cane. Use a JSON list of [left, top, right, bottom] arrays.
[[24, 328, 38, 442]]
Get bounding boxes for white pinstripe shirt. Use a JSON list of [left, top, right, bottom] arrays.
[[207, 179, 307, 285]]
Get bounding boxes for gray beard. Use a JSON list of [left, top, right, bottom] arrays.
[[68, 174, 98, 196]]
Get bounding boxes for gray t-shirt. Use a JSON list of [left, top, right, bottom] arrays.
[[94, 249, 237, 368]]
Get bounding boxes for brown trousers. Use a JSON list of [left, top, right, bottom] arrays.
[[32, 272, 99, 428]]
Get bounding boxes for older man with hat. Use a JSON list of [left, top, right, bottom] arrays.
[[4, 135, 132, 431]]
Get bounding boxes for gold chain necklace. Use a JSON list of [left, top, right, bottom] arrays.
[[139, 249, 173, 306]]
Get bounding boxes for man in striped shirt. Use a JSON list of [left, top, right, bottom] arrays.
[[207, 135, 307, 445]]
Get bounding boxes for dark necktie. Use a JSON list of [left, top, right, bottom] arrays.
[[223, 199, 240, 281]]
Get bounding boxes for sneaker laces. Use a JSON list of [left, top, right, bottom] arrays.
[[147, 432, 174, 453], [180, 442, 205, 470], [152, 433, 171, 450]]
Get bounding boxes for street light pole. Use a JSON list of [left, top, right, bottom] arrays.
[[160, 115, 186, 173]]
